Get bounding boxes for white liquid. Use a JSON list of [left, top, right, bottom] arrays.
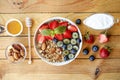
[[83, 14, 114, 30]]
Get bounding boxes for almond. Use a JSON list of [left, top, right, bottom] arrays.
[[13, 52, 19, 60], [41, 42, 47, 50], [20, 50, 24, 57]]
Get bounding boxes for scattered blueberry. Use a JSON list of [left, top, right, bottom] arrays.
[[62, 44, 67, 50], [53, 38, 58, 43], [92, 45, 99, 52], [70, 49, 77, 54], [89, 55, 95, 61], [75, 19, 81, 25], [83, 48, 89, 55]]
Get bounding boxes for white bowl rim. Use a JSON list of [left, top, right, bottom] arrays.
[[5, 18, 23, 37], [5, 42, 27, 64], [34, 17, 82, 66]]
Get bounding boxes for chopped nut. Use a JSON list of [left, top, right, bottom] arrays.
[[13, 52, 19, 60], [20, 50, 24, 57], [41, 42, 47, 50]]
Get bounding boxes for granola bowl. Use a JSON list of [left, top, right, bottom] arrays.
[[34, 17, 82, 66]]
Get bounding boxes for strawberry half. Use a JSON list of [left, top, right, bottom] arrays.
[[99, 31, 109, 43], [68, 25, 78, 32], [99, 46, 111, 58], [63, 30, 72, 39], [39, 24, 49, 32], [36, 34, 46, 43], [49, 20, 59, 30], [59, 21, 68, 27], [84, 32, 94, 43], [55, 34, 63, 41], [45, 36, 53, 40]]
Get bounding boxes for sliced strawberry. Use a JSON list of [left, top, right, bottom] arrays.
[[55, 34, 63, 41], [45, 36, 53, 40], [39, 24, 49, 32], [68, 25, 78, 32], [98, 31, 109, 43], [49, 20, 59, 30], [63, 30, 72, 39], [59, 21, 68, 27], [36, 34, 46, 43], [99, 46, 111, 58], [84, 32, 94, 44]]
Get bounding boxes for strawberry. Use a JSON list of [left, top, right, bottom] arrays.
[[39, 24, 49, 32], [63, 30, 72, 39], [99, 46, 111, 58], [99, 31, 109, 43], [37, 34, 46, 43], [45, 36, 53, 40], [49, 20, 59, 30], [55, 34, 63, 41], [59, 21, 68, 27], [68, 25, 78, 32], [84, 32, 94, 43]]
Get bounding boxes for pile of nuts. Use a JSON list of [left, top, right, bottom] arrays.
[[6, 43, 25, 63], [37, 40, 63, 62]]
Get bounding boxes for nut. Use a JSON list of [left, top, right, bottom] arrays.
[[12, 44, 22, 51], [41, 42, 47, 50], [20, 50, 24, 57], [13, 52, 19, 60], [49, 48, 56, 53]]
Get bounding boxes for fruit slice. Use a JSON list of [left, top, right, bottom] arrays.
[[63, 50, 69, 55], [59, 21, 68, 27], [36, 34, 46, 43], [63, 39, 70, 44], [68, 54, 75, 59], [73, 45, 79, 50], [49, 20, 59, 30], [98, 31, 109, 43], [39, 24, 49, 32], [72, 32, 79, 39], [67, 44, 72, 50], [71, 39, 77, 45], [57, 41, 63, 47], [70, 49, 77, 54], [55, 34, 63, 41], [68, 25, 78, 32], [63, 30, 72, 39], [84, 32, 94, 44]]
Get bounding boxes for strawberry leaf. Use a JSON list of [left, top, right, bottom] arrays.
[[54, 26, 66, 34]]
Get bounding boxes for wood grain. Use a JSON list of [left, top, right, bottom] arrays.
[[0, 0, 120, 13]]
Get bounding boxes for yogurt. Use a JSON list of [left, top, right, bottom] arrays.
[[83, 13, 115, 30]]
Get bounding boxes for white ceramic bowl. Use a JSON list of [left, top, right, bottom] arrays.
[[5, 42, 27, 64], [34, 17, 82, 66], [5, 19, 23, 37]]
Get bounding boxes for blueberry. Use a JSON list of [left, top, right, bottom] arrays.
[[64, 55, 69, 61], [70, 49, 77, 54], [89, 55, 95, 61], [77, 38, 81, 44], [53, 38, 58, 43], [92, 45, 99, 52], [83, 48, 89, 55], [75, 19, 81, 25], [62, 44, 67, 50]]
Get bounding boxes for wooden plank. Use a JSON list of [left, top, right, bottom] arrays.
[[0, 36, 120, 59], [0, 13, 120, 36], [0, 59, 120, 80], [0, 0, 120, 13]]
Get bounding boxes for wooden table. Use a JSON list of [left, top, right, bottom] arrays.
[[0, 0, 120, 80]]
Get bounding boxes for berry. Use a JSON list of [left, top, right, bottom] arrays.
[[84, 32, 94, 44], [68, 25, 78, 32], [72, 32, 79, 39], [70, 49, 77, 54], [45, 36, 53, 40], [52, 38, 58, 43], [62, 44, 67, 50], [83, 48, 89, 55], [100, 46, 111, 58], [49, 20, 59, 30], [98, 31, 109, 43], [89, 55, 95, 61], [63, 30, 72, 39], [75, 19, 81, 25], [55, 34, 63, 41], [39, 24, 49, 32], [92, 45, 99, 52], [64, 55, 69, 61], [59, 21, 68, 27], [77, 38, 81, 44], [36, 34, 46, 43]]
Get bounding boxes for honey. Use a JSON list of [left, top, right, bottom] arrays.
[[7, 21, 21, 34]]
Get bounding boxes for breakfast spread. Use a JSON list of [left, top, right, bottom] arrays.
[[34, 17, 82, 65], [83, 13, 115, 30]]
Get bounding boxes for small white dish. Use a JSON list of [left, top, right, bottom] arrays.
[[5, 19, 23, 37]]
